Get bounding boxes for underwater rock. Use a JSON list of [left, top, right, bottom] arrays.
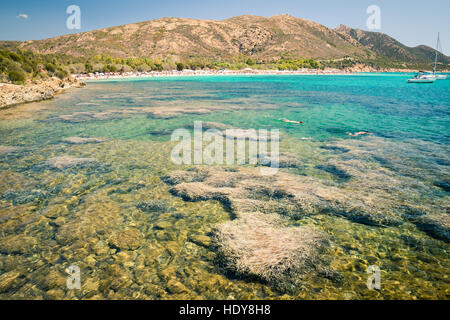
[[170, 182, 232, 203], [315, 164, 352, 181], [58, 112, 100, 123], [185, 122, 234, 131], [0, 204, 43, 234], [154, 221, 173, 230], [213, 212, 325, 282], [0, 146, 19, 155], [189, 234, 211, 247], [38, 270, 66, 291], [0, 234, 37, 254], [93, 241, 110, 256], [221, 129, 280, 142], [142, 100, 279, 119], [100, 265, 133, 292], [45, 289, 65, 299], [320, 145, 350, 153], [76, 102, 101, 106], [1, 189, 51, 205], [137, 199, 172, 213], [260, 152, 303, 168], [145, 128, 174, 136], [114, 251, 136, 268], [146, 108, 212, 119], [56, 199, 122, 245], [330, 208, 403, 227], [57, 111, 127, 123], [43, 156, 98, 170], [413, 214, 450, 242], [61, 137, 106, 144], [243, 178, 292, 197], [0, 271, 23, 293], [434, 181, 450, 192], [107, 182, 145, 195], [161, 168, 209, 185], [108, 228, 143, 250], [82, 278, 100, 298], [166, 279, 189, 294], [230, 198, 303, 218]]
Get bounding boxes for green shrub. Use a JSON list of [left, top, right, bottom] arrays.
[[246, 58, 255, 66], [105, 64, 117, 72], [22, 64, 33, 73], [8, 52, 21, 62], [55, 69, 68, 79], [45, 63, 56, 73], [8, 71, 25, 83]]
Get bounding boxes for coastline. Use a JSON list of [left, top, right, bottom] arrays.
[[76, 67, 448, 82], [0, 77, 84, 110], [1, 68, 447, 109]]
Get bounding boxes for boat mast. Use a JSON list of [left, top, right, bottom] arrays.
[[433, 32, 439, 74]]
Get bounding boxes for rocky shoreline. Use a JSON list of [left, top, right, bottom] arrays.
[[0, 77, 85, 109]]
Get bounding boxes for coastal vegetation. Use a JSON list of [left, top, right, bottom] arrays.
[[0, 45, 325, 84], [321, 56, 448, 72], [0, 46, 72, 84]]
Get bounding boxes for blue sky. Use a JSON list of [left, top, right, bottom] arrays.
[[0, 0, 449, 55]]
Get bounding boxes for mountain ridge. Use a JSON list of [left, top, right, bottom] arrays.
[[2, 15, 448, 69], [17, 15, 370, 61]]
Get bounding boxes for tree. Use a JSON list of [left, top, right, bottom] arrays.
[[85, 62, 93, 73], [176, 62, 184, 71], [246, 58, 255, 66], [153, 63, 163, 72]]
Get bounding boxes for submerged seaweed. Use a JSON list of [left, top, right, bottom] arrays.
[[212, 212, 333, 289], [137, 199, 173, 213]]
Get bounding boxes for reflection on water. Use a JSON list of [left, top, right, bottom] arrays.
[[0, 74, 449, 299]]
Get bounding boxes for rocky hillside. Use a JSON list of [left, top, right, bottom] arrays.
[[19, 15, 370, 61], [335, 25, 450, 64]]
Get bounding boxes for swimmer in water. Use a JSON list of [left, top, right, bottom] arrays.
[[346, 131, 372, 137], [280, 118, 303, 124]]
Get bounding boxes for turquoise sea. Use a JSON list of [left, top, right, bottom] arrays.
[[0, 73, 448, 299]]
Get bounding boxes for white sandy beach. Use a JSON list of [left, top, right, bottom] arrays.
[[73, 68, 353, 81]]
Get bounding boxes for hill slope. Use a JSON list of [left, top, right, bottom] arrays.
[[19, 15, 370, 61], [335, 25, 450, 64]]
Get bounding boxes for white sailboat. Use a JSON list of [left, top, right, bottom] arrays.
[[407, 72, 435, 83], [408, 32, 446, 83], [433, 33, 447, 80]]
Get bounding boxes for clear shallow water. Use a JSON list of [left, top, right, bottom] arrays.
[[0, 73, 448, 299]]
